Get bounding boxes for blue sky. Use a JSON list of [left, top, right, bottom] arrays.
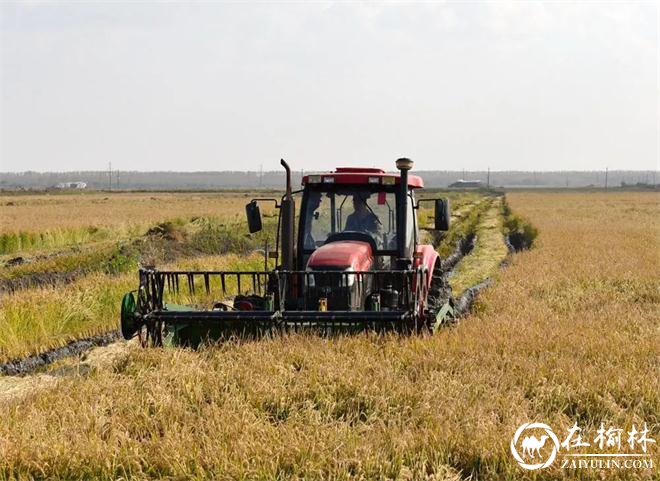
[[1, 1, 657, 172]]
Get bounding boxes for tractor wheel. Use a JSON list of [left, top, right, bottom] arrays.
[[120, 292, 139, 340], [425, 262, 455, 331]]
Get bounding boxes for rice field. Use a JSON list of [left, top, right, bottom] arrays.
[[0, 191, 481, 365], [0, 192, 262, 233], [0, 191, 657, 480], [0, 192, 274, 255]]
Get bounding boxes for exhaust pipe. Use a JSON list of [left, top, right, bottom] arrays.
[[396, 157, 413, 267], [280, 159, 295, 271]]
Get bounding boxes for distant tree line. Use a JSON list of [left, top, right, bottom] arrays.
[[0, 170, 657, 190]]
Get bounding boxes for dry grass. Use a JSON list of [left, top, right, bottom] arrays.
[[0, 192, 657, 480]]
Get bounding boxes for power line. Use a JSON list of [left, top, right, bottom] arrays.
[[605, 167, 608, 190]]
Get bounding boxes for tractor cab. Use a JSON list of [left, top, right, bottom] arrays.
[[298, 167, 422, 272]]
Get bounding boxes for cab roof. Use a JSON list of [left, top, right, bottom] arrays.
[[302, 167, 424, 188]]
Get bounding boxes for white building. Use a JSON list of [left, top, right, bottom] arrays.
[[55, 181, 87, 189]]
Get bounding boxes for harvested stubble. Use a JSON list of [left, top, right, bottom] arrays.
[[0, 192, 657, 481]]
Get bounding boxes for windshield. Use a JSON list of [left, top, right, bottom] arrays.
[[302, 187, 398, 251]]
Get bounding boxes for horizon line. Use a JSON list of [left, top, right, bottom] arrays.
[[2, 169, 658, 175]]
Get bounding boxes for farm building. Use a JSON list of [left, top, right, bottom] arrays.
[[54, 181, 87, 189], [448, 179, 483, 188]]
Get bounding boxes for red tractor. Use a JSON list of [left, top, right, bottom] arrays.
[[120, 158, 453, 345]]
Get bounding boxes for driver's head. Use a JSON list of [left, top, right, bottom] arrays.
[[352, 194, 368, 214]]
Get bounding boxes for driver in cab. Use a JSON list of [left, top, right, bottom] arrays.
[[345, 194, 379, 233]]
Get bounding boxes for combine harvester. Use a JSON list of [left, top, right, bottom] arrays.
[[120, 158, 454, 346]]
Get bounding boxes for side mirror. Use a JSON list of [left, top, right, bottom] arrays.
[[434, 198, 450, 231], [245, 201, 262, 233]]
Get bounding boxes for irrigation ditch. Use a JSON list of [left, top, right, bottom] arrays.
[[450, 196, 536, 317]]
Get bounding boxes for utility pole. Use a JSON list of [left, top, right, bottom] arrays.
[[605, 167, 608, 191], [108, 162, 112, 191], [487, 167, 490, 189], [116, 171, 120, 190]]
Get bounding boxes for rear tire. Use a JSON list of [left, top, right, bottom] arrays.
[[425, 262, 454, 330]]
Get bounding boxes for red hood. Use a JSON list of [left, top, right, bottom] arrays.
[[306, 240, 373, 271]]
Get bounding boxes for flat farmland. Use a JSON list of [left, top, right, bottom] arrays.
[[0, 191, 657, 480], [0, 192, 277, 255], [1, 192, 266, 232]]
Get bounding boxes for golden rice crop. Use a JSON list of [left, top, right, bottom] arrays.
[[0, 193, 261, 234], [0, 192, 657, 480], [0, 254, 264, 363]]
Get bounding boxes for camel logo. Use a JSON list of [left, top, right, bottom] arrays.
[[511, 422, 560, 470]]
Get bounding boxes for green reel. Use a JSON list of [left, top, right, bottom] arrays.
[[120, 292, 139, 340]]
